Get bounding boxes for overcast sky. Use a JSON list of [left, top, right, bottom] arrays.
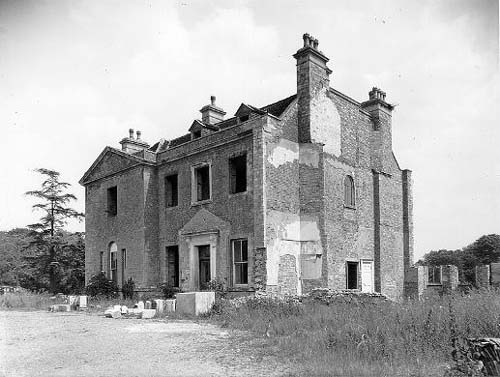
[[0, 0, 498, 260]]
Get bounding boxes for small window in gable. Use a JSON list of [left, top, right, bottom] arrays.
[[229, 154, 247, 194], [192, 130, 202, 139], [344, 175, 355, 208], [239, 114, 249, 123], [107, 186, 117, 216]]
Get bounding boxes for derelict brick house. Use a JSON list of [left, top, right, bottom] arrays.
[[80, 34, 413, 300]]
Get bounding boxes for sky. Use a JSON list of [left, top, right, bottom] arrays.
[[0, 0, 499, 260]]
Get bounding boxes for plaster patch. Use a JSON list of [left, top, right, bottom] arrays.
[[300, 220, 320, 241], [310, 91, 341, 156], [267, 140, 299, 168], [299, 145, 319, 168], [266, 239, 301, 285]]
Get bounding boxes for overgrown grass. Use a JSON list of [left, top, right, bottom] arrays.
[[208, 290, 500, 377], [0, 292, 53, 310]]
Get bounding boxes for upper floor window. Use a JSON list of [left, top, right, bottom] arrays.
[[192, 130, 202, 139], [232, 239, 248, 285], [193, 164, 211, 202], [229, 155, 247, 194], [165, 174, 178, 207], [344, 176, 355, 208], [107, 186, 117, 216]]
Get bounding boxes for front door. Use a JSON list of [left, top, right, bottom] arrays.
[[198, 245, 211, 289], [361, 260, 374, 293]]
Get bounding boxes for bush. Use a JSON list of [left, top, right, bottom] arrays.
[[121, 278, 135, 299], [85, 272, 118, 298], [159, 282, 181, 299]]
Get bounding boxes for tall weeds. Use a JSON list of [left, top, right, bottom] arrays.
[[209, 290, 500, 376]]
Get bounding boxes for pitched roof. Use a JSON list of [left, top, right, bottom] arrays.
[[260, 94, 296, 117]]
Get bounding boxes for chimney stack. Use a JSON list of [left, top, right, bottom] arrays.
[[200, 96, 226, 125], [293, 33, 332, 143], [120, 129, 149, 153]]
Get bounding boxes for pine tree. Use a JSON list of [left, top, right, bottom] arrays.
[[25, 168, 84, 293]]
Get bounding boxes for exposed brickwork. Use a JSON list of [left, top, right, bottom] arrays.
[[81, 34, 413, 299]]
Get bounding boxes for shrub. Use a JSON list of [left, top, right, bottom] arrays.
[[159, 282, 181, 299], [85, 272, 118, 298], [121, 278, 135, 299]]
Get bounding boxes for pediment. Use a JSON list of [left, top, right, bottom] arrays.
[[79, 147, 145, 185], [180, 208, 229, 235], [188, 120, 204, 132]]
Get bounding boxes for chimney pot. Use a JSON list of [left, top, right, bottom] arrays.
[[129, 128, 134, 139], [303, 33, 310, 47], [211, 95, 216, 106], [136, 130, 141, 140], [313, 39, 319, 49]]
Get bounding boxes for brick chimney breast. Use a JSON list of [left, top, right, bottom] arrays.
[[293, 33, 332, 143], [199, 96, 226, 125]]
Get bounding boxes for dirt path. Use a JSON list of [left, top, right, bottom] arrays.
[[0, 311, 292, 377]]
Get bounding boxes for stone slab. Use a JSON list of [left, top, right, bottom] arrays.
[[154, 299, 164, 313], [165, 299, 176, 313], [176, 292, 215, 315], [141, 309, 156, 319]]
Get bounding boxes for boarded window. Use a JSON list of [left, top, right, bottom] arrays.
[[165, 174, 178, 207], [229, 155, 247, 194], [428, 266, 442, 284], [107, 186, 117, 216], [232, 239, 248, 285], [166, 246, 179, 287], [344, 176, 355, 207], [346, 261, 358, 289], [195, 165, 210, 201]]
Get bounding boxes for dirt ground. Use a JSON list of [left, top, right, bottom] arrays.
[[0, 311, 292, 377]]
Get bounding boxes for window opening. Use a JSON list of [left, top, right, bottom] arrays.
[[229, 155, 247, 194], [165, 174, 178, 207], [195, 165, 210, 201], [107, 186, 117, 216], [232, 239, 248, 285], [346, 261, 358, 289], [344, 176, 355, 207], [166, 246, 179, 287]]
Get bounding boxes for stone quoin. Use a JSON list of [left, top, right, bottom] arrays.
[[80, 34, 414, 300]]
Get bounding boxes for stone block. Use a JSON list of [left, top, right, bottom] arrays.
[[68, 295, 78, 309], [50, 304, 71, 312], [145, 300, 152, 309], [164, 299, 176, 313], [141, 309, 156, 319], [176, 292, 215, 315], [78, 296, 88, 308], [154, 299, 164, 313]]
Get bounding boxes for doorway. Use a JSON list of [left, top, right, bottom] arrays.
[[346, 261, 359, 289], [198, 245, 211, 289]]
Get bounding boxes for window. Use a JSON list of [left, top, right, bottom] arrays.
[[192, 130, 201, 139], [232, 239, 248, 285], [346, 261, 358, 289], [229, 155, 247, 194], [107, 186, 117, 216], [121, 249, 127, 282], [239, 114, 249, 123], [165, 174, 178, 207], [166, 246, 179, 287], [194, 165, 211, 202], [99, 251, 104, 273], [344, 176, 355, 207], [109, 242, 117, 283], [428, 266, 442, 284]]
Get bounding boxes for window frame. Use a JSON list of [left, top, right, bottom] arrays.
[[165, 173, 179, 208], [191, 162, 212, 204], [428, 266, 442, 285], [109, 242, 118, 283], [232, 238, 249, 286], [229, 154, 247, 195], [344, 175, 356, 209], [166, 245, 180, 288], [346, 261, 359, 290], [107, 186, 118, 216]]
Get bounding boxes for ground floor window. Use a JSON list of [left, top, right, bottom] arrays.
[[346, 261, 358, 289], [166, 246, 179, 287], [232, 239, 248, 285], [428, 266, 442, 284], [121, 249, 127, 282]]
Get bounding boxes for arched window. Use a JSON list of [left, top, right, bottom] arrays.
[[344, 175, 355, 207], [109, 242, 118, 283]]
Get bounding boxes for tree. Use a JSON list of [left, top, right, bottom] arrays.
[[25, 168, 84, 293], [465, 234, 500, 265]]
